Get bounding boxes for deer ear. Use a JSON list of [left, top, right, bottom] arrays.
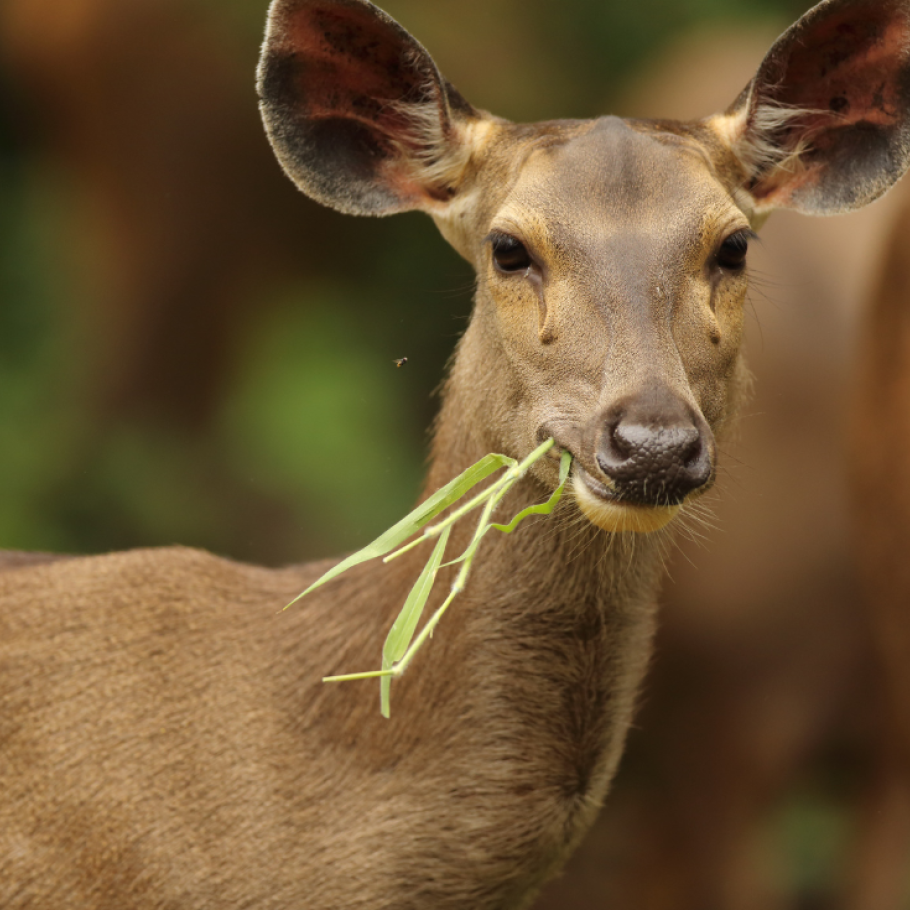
[[722, 0, 910, 215], [257, 0, 480, 216]]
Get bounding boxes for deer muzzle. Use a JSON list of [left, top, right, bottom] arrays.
[[571, 389, 715, 533]]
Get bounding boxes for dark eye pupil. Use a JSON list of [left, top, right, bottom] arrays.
[[492, 235, 532, 273], [717, 232, 749, 270]]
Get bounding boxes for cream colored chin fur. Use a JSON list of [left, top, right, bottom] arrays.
[[573, 475, 680, 533]]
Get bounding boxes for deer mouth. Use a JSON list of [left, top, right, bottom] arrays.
[[572, 463, 681, 534]]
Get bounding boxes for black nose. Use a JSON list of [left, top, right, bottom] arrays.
[[595, 396, 713, 506]]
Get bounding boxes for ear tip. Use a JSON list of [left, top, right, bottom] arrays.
[[261, 0, 421, 52], [751, 0, 910, 101]]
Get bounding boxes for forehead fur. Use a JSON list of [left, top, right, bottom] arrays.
[[450, 117, 746, 245], [515, 119, 738, 220]]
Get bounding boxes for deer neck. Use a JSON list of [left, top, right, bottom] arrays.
[[408, 336, 668, 818]]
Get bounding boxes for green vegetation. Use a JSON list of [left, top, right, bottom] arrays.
[[300, 440, 571, 717]]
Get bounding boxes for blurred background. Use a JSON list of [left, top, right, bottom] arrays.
[[2, 0, 909, 907]]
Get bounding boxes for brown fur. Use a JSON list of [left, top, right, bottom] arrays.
[[4, 0, 910, 907], [845, 190, 910, 907]]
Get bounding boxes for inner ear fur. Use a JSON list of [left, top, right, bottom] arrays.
[[257, 0, 479, 216], [723, 0, 910, 215]]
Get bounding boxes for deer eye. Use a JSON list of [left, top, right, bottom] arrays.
[[716, 230, 752, 271], [491, 234, 532, 273]]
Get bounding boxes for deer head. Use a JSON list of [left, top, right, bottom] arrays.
[[258, 0, 910, 533]]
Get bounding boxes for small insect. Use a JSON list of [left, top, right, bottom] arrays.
[[394, 357, 408, 368]]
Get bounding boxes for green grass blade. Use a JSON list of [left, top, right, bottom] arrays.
[[382, 458, 521, 564], [388, 586, 458, 678], [384, 438, 558, 564], [491, 449, 572, 534], [316, 439, 569, 718], [383, 526, 451, 664], [323, 668, 395, 683], [380, 526, 451, 718], [447, 493, 499, 582], [378, 675, 391, 718], [287, 454, 512, 607]]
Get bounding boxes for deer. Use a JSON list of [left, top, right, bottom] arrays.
[[3, 0, 910, 907]]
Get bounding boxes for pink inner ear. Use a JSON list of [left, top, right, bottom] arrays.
[[746, 0, 910, 207], [769, 7, 909, 131], [756, 1, 910, 143], [282, 3, 437, 158]]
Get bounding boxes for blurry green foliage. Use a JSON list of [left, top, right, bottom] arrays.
[[0, 153, 82, 551], [220, 284, 426, 556], [769, 784, 853, 903]]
